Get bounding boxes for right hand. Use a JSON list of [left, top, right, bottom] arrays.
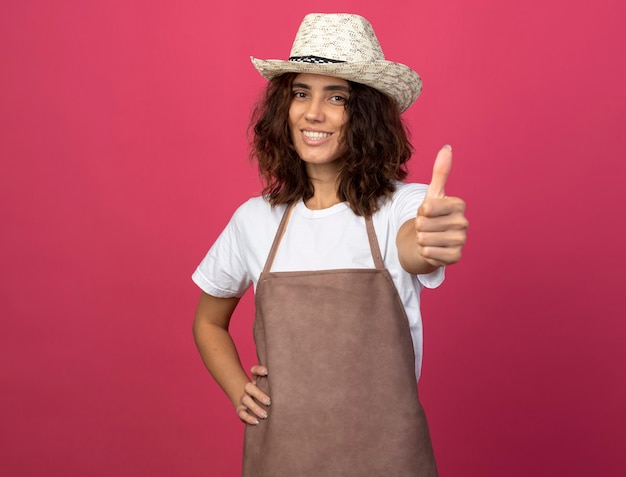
[[236, 365, 271, 425]]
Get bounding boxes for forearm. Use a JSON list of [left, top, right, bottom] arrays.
[[398, 249, 440, 275], [192, 292, 271, 425], [193, 319, 250, 407]]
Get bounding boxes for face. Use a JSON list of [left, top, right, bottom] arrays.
[[288, 73, 350, 172]]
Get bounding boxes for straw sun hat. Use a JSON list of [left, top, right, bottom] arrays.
[[250, 13, 422, 113]]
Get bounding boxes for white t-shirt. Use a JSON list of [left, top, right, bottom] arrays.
[[192, 182, 444, 379]]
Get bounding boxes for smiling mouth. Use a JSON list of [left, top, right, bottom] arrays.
[[302, 131, 331, 140]]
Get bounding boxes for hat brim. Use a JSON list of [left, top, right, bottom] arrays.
[[251, 57, 422, 113]]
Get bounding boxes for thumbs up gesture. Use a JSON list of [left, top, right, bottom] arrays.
[[397, 146, 469, 274], [413, 145, 468, 270]]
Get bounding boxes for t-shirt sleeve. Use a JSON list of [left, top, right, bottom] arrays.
[[191, 204, 253, 298], [392, 182, 445, 289]]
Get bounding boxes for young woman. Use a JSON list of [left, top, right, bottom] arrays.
[[192, 13, 468, 476]]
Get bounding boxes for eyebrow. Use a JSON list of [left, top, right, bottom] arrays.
[[292, 82, 351, 93]]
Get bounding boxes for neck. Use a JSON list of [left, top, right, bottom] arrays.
[[304, 163, 342, 210], [305, 189, 342, 210]]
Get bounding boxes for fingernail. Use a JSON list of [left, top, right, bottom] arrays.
[[253, 419, 260, 425], [443, 144, 452, 151], [260, 410, 268, 419], [264, 398, 271, 406]]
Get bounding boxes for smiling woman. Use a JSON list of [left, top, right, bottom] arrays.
[[191, 13, 468, 476], [288, 74, 349, 174]]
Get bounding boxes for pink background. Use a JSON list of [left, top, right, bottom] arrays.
[[1, 0, 624, 475]]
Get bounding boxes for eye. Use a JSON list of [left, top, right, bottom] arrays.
[[330, 95, 347, 103], [328, 93, 349, 105], [292, 91, 308, 100]]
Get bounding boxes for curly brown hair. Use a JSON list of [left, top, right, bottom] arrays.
[[249, 73, 413, 216]]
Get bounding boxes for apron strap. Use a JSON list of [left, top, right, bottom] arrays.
[[262, 202, 295, 273], [364, 215, 385, 270]]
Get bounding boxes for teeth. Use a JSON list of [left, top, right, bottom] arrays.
[[303, 131, 331, 140]]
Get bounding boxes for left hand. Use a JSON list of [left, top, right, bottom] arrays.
[[415, 145, 469, 268]]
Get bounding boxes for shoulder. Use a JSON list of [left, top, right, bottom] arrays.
[[231, 196, 283, 222], [233, 195, 273, 216], [391, 181, 428, 202], [228, 196, 289, 239], [377, 181, 428, 215], [370, 181, 429, 234]]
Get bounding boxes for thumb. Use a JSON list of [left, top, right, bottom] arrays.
[[426, 145, 453, 199]]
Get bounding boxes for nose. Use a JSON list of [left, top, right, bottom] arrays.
[[304, 97, 325, 122]]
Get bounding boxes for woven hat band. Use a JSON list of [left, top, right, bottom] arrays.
[[289, 56, 346, 65]]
